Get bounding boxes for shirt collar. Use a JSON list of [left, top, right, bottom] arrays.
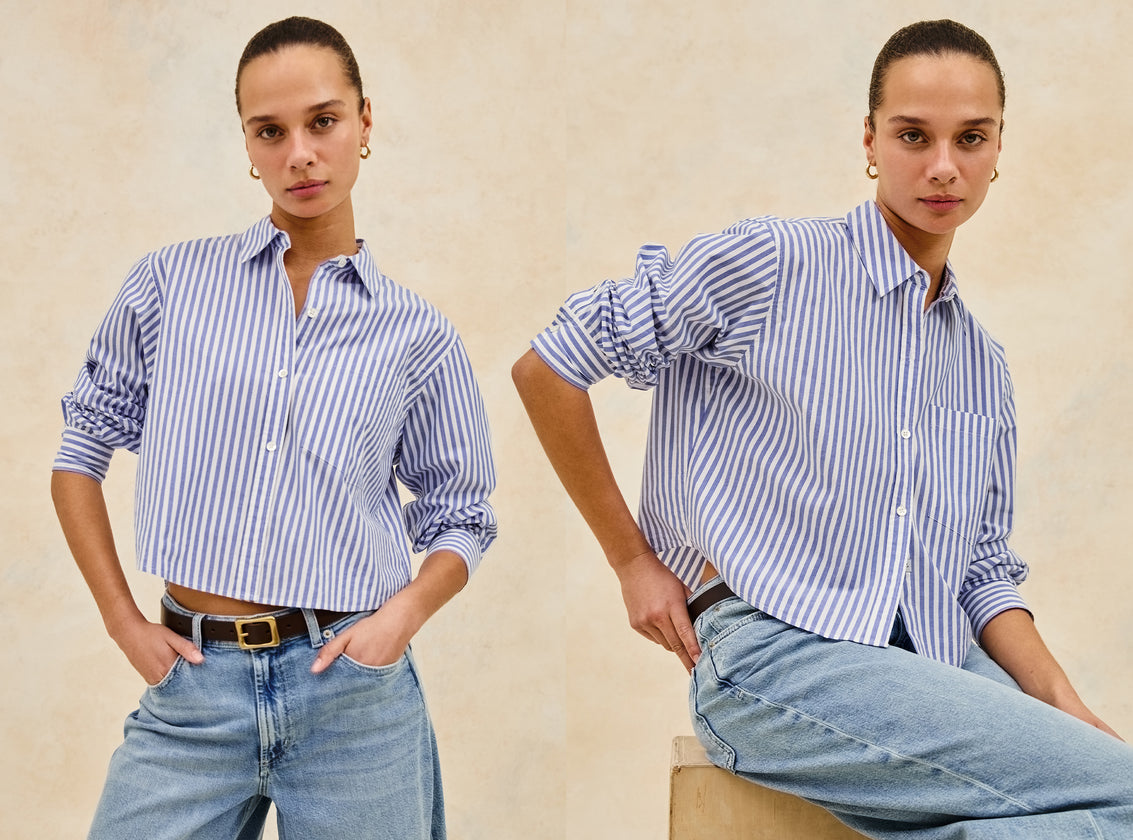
[[236, 216, 385, 298], [845, 200, 958, 303]]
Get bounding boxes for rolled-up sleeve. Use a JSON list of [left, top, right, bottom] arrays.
[[398, 335, 498, 578], [532, 223, 780, 391], [53, 256, 162, 481], [958, 375, 1031, 638]]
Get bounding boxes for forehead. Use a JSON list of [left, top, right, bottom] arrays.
[[878, 53, 1002, 120], [238, 45, 354, 116]]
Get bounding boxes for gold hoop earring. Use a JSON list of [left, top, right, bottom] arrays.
[[360, 144, 372, 160], [990, 167, 999, 183], [249, 165, 260, 181], [866, 163, 878, 180]]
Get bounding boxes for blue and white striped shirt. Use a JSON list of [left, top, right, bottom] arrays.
[[55, 217, 497, 612], [533, 201, 1028, 666]]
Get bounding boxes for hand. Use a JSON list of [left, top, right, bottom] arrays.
[[310, 597, 420, 674], [1051, 694, 1125, 741], [613, 550, 701, 672], [113, 616, 204, 686]]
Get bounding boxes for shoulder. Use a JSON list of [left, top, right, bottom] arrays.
[[133, 231, 246, 290], [723, 212, 849, 246], [367, 271, 463, 366], [149, 230, 243, 265]]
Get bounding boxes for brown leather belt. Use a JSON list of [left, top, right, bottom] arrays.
[[687, 581, 738, 624], [161, 603, 353, 650]]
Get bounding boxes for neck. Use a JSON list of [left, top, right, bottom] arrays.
[[270, 196, 359, 262], [874, 199, 953, 294]]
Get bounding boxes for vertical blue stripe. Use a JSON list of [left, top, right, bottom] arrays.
[[531, 200, 1028, 667], [55, 216, 497, 611]]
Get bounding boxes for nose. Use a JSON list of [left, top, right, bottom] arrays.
[[285, 134, 316, 170], [927, 143, 958, 184]]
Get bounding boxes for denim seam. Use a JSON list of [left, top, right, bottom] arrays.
[[715, 677, 1038, 813], [1084, 812, 1103, 840], [690, 664, 738, 770]]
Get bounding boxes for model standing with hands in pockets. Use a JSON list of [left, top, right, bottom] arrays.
[[52, 16, 495, 839], [514, 18, 1133, 838]]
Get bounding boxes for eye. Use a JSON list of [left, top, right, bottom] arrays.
[[959, 132, 988, 146], [313, 115, 338, 130], [256, 125, 282, 141], [898, 129, 925, 144]]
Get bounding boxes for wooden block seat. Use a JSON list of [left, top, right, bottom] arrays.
[[670, 735, 869, 839]]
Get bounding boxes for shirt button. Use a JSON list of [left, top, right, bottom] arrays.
[[900, 429, 911, 439], [265, 441, 277, 452], [307, 308, 319, 319], [549, 323, 561, 333], [896, 505, 907, 517], [335, 256, 347, 267], [277, 369, 288, 378]]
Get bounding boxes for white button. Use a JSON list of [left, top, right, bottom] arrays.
[[307, 308, 319, 319], [265, 441, 277, 452], [336, 256, 347, 267], [896, 505, 907, 517], [549, 323, 561, 333], [277, 369, 288, 378], [905, 559, 913, 573], [900, 429, 911, 439]]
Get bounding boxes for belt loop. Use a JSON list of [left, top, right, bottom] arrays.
[[191, 612, 204, 649], [302, 609, 324, 647]]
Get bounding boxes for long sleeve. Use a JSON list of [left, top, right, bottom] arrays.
[[398, 336, 498, 577], [54, 255, 163, 481]]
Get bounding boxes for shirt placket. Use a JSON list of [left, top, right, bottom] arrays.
[[890, 273, 928, 608], [236, 251, 299, 599]]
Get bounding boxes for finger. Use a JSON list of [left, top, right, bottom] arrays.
[[658, 624, 696, 673], [633, 625, 670, 649], [311, 630, 349, 674], [161, 625, 204, 664], [670, 606, 702, 664]]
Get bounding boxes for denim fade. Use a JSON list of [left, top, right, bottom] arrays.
[[689, 577, 1133, 839], [88, 595, 445, 840]]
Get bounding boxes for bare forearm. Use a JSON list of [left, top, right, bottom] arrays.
[[511, 348, 650, 567], [512, 348, 702, 669], [50, 470, 145, 636], [398, 549, 470, 631], [980, 610, 1074, 702], [981, 608, 1121, 738]]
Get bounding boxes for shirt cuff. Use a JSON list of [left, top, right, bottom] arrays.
[[426, 528, 485, 578], [53, 428, 115, 482], [960, 578, 1032, 641], [530, 305, 613, 390]]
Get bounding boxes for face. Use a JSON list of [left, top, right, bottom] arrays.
[[239, 45, 372, 225], [863, 53, 1002, 249]]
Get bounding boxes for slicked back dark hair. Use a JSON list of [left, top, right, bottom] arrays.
[[236, 16, 364, 114], [868, 19, 1005, 130]]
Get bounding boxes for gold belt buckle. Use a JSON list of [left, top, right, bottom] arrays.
[[234, 616, 281, 650]]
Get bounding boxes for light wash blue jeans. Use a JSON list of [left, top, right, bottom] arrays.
[[689, 578, 1133, 839], [88, 596, 445, 840]]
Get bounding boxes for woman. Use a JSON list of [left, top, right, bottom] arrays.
[[52, 17, 495, 839], [513, 19, 1133, 838]]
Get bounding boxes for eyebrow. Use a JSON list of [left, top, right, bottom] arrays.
[[887, 115, 999, 128], [243, 99, 349, 128]]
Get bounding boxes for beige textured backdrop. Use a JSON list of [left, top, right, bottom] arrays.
[[2, 1, 1130, 838]]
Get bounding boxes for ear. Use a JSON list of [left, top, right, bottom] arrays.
[[360, 97, 374, 147], [862, 115, 876, 164]]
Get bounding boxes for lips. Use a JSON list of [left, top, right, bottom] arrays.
[[920, 195, 962, 212], [287, 179, 328, 198]]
